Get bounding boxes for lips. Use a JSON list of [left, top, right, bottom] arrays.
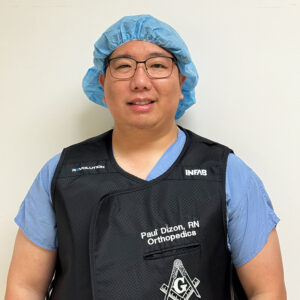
[[131, 100, 153, 105], [128, 99, 155, 105], [127, 98, 156, 112]]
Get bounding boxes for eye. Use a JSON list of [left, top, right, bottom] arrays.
[[147, 57, 171, 70], [150, 63, 167, 69], [116, 64, 132, 69], [110, 58, 134, 71]]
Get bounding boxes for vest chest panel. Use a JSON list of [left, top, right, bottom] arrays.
[[49, 128, 234, 300]]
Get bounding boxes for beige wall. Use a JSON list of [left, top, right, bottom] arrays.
[[1, 0, 299, 298]]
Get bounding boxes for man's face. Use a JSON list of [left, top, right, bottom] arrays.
[[99, 41, 186, 131]]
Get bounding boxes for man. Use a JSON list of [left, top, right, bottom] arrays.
[[5, 15, 286, 299]]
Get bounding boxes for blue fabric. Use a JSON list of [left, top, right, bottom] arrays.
[[225, 154, 279, 266], [146, 129, 186, 181], [15, 153, 60, 250], [82, 15, 199, 119], [15, 129, 279, 267]]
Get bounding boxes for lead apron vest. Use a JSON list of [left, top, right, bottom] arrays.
[[49, 128, 237, 300]]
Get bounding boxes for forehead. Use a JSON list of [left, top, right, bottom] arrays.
[[110, 40, 173, 59]]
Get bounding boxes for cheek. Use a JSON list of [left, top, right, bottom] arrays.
[[103, 82, 121, 103], [157, 80, 182, 100]]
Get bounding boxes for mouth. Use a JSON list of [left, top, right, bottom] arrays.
[[127, 99, 156, 112], [128, 100, 156, 105]]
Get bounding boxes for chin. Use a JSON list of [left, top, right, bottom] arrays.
[[129, 120, 158, 130], [115, 112, 175, 131], [122, 117, 159, 130]]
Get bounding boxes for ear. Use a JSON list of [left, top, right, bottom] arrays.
[[99, 73, 105, 88], [179, 74, 186, 100], [99, 74, 106, 103]]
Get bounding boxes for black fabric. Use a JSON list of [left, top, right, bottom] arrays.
[[48, 128, 244, 299]]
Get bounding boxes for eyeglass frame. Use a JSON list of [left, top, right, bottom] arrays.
[[104, 55, 178, 79]]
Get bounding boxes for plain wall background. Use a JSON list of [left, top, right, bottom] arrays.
[[1, 0, 299, 298]]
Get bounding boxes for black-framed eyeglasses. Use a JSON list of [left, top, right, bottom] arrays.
[[105, 56, 177, 79]]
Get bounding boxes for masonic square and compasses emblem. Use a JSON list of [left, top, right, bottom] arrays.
[[160, 259, 201, 300]]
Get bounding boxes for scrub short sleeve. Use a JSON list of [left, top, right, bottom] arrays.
[[14, 153, 61, 250], [226, 154, 280, 267]]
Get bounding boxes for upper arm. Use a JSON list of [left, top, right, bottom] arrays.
[[5, 229, 57, 300], [226, 154, 280, 267], [14, 153, 61, 251], [236, 228, 286, 299]]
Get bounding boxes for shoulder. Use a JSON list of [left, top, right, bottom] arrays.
[[64, 129, 113, 151], [29, 153, 62, 195], [184, 127, 231, 148], [226, 154, 253, 187], [41, 153, 61, 180], [182, 128, 233, 163], [60, 130, 113, 163], [226, 154, 271, 204]]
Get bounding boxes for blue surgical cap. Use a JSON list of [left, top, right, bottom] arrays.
[[82, 14, 199, 119]]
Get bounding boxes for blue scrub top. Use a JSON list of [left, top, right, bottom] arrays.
[[15, 128, 279, 267]]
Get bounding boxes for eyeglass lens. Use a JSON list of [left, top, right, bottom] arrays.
[[109, 56, 174, 79]]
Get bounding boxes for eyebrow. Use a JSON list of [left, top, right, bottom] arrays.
[[110, 52, 173, 60]]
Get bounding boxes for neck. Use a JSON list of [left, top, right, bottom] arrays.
[[110, 121, 179, 179], [112, 122, 179, 154]]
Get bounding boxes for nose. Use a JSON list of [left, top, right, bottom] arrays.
[[129, 63, 152, 91]]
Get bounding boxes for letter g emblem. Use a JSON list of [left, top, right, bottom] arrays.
[[173, 277, 187, 294]]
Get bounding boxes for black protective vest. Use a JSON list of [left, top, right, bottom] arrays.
[[49, 128, 246, 300]]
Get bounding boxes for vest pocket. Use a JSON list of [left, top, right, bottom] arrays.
[[144, 242, 201, 260]]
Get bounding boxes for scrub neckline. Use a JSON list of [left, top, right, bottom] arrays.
[[107, 126, 191, 185]]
